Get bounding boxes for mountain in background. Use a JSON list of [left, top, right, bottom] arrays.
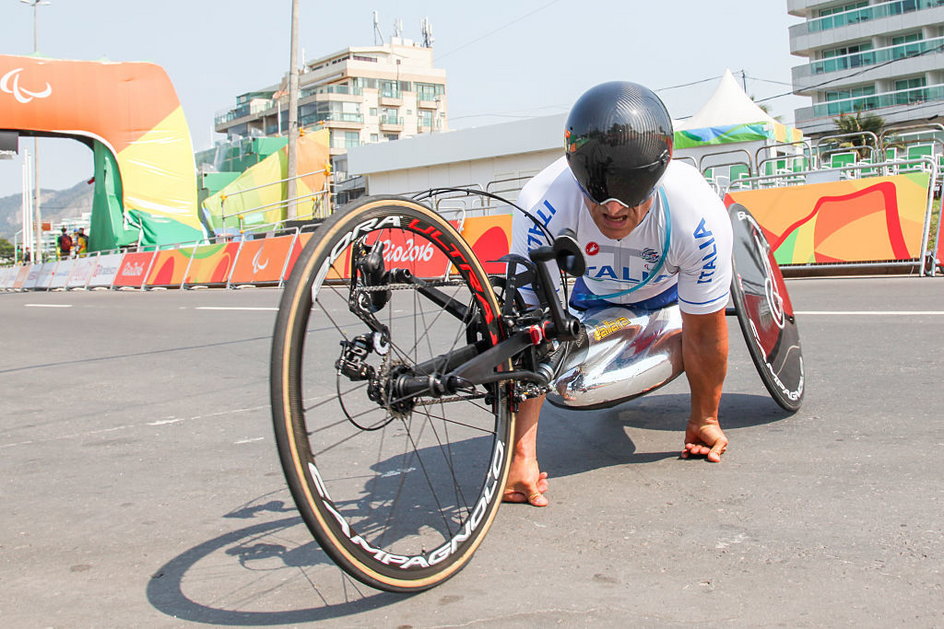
[[0, 179, 93, 241]]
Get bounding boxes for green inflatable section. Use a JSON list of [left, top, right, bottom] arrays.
[[88, 141, 138, 253]]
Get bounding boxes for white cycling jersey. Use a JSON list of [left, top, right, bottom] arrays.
[[511, 156, 733, 315]]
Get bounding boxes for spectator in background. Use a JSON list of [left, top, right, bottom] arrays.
[[23, 247, 31, 264], [57, 227, 73, 260], [75, 227, 89, 257]]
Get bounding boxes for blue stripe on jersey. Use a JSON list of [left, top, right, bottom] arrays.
[[679, 293, 727, 306]]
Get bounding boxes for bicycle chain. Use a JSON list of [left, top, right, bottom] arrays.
[[356, 279, 467, 292]]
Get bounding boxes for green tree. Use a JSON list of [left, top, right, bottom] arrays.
[[0, 238, 14, 263], [833, 111, 886, 158]]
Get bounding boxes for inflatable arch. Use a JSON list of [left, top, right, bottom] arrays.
[[0, 54, 204, 251]]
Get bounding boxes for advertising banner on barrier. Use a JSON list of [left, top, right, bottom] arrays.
[[12, 265, 30, 289], [462, 214, 512, 274], [114, 251, 157, 287], [229, 236, 295, 285], [726, 173, 932, 265], [183, 242, 241, 286], [23, 264, 43, 289], [316, 215, 513, 282], [145, 249, 191, 287], [88, 253, 123, 288], [36, 261, 57, 289], [67, 257, 99, 288], [1, 265, 21, 289], [49, 259, 75, 289]]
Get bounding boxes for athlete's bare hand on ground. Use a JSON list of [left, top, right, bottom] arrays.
[[681, 418, 728, 462], [503, 456, 549, 507]]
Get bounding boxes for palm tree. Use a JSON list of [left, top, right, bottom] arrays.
[[832, 110, 886, 159]]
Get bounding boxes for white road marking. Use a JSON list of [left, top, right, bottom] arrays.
[[0, 404, 268, 450], [234, 437, 265, 445], [24, 304, 72, 308]]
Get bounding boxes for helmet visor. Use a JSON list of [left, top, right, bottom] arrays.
[[573, 150, 670, 207]]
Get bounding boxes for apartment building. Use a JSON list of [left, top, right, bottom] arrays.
[[213, 38, 448, 180], [789, 0, 944, 135]]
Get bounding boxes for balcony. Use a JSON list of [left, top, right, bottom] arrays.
[[214, 98, 275, 128], [299, 112, 365, 130], [792, 36, 944, 90], [379, 115, 404, 132], [792, 0, 944, 37], [788, 0, 840, 17], [795, 83, 944, 129], [299, 84, 364, 102]]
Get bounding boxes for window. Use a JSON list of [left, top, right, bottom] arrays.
[[818, 1, 867, 17], [352, 77, 378, 90], [370, 134, 379, 143], [369, 108, 378, 117], [896, 77, 928, 104], [892, 32, 923, 45], [384, 133, 399, 142], [330, 130, 362, 149], [419, 109, 434, 129], [416, 82, 445, 101], [380, 80, 400, 99], [824, 85, 876, 115], [381, 107, 399, 125], [891, 32, 925, 60]]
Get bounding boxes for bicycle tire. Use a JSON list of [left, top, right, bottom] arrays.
[[271, 196, 513, 592]]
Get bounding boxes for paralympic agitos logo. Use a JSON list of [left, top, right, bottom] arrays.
[[1, 68, 53, 104]]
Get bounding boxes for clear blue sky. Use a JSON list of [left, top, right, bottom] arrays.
[[0, 0, 808, 198]]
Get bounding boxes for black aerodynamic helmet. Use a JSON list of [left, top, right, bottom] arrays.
[[565, 81, 674, 207]]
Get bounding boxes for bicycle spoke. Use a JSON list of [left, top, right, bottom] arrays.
[[274, 200, 510, 590]]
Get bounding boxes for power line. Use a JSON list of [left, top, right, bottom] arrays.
[[655, 75, 722, 92], [437, 0, 561, 61], [755, 42, 944, 103], [744, 74, 794, 87]]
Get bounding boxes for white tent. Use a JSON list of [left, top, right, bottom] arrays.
[[675, 69, 780, 131], [672, 69, 805, 176]]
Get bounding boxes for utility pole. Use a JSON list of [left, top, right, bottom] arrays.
[[286, 0, 300, 220], [21, 0, 51, 261]]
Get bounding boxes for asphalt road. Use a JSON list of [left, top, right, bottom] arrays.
[[1, 276, 943, 628]]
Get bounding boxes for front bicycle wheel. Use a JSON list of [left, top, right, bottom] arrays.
[[271, 196, 512, 592]]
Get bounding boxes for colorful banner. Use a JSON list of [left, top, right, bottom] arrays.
[[88, 253, 123, 288], [202, 130, 331, 233], [229, 235, 300, 285], [726, 173, 931, 265], [461, 214, 512, 275], [0, 55, 203, 249], [183, 242, 241, 286], [145, 249, 191, 287], [113, 251, 157, 287], [675, 121, 803, 149], [317, 215, 513, 281]]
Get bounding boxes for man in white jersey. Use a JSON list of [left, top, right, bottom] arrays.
[[505, 81, 733, 507]]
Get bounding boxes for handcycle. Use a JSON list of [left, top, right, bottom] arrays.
[[269, 190, 804, 593]]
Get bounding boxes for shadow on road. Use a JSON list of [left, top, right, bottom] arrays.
[[146, 505, 402, 626], [537, 392, 794, 479]]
